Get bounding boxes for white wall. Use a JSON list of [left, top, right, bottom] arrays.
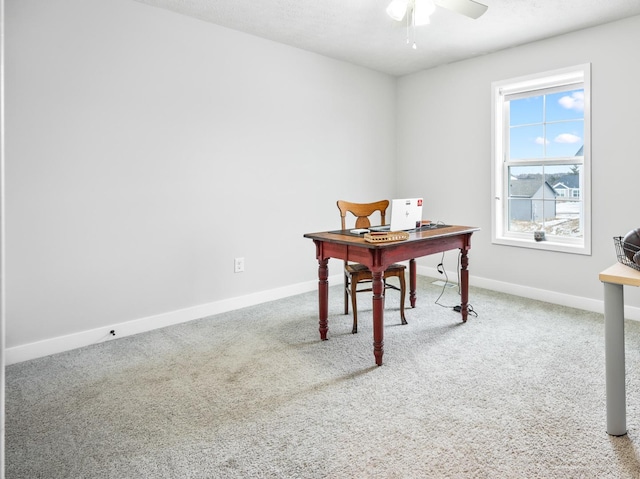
[[397, 15, 640, 309], [7, 1, 640, 362], [4, 0, 397, 356]]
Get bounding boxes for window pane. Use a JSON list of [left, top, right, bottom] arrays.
[[546, 164, 581, 188], [507, 164, 583, 238], [508, 166, 544, 197], [508, 198, 535, 231], [508, 166, 544, 232], [510, 95, 543, 126], [508, 165, 543, 179], [555, 198, 582, 237], [546, 90, 584, 121], [509, 124, 544, 159], [549, 164, 583, 238], [545, 120, 584, 158]]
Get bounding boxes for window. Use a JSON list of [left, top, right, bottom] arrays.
[[491, 64, 591, 254]]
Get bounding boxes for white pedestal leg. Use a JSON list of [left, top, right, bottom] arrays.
[[604, 281, 627, 436]]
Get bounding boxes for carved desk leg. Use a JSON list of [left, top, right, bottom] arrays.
[[409, 259, 417, 308], [460, 248, 469, 323], [318, 258, 329, 340], [372, 270, 385, 366]]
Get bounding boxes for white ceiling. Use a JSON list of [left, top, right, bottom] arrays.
[[133, 0, 640, 76]]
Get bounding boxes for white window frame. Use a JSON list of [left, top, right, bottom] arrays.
[[491, 64, 591, 255]]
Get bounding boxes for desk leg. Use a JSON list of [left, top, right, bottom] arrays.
[[318, 258, 329, 340], [604, 281, 627, 436], [372, 271, 385, 366], [460, 249, 469, 323], [409, 259, 417, 308]]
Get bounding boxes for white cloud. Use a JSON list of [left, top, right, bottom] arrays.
[[535, 137, 549, 145], [555, 133, 581, 144], [558, 91, 584, 112]]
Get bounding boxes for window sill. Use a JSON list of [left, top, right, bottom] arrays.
[[492, 235, 590, 255]]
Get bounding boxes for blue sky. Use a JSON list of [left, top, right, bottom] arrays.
[[509, 89, 584, 160]]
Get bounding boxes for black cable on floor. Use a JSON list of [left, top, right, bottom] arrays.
[[434, 250, 478, 317]]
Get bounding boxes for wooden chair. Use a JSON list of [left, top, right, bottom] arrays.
[[337, 200, 407, 334]]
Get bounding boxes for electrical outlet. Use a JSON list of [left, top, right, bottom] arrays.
[[234, 257, 245, 273]]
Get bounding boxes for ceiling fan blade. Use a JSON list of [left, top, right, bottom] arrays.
[[386, 0, 410, 21], [435, 0, 488, 19]]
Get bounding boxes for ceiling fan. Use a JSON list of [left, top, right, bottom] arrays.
[[386, 0, 488, 48], [386, 0, 488, 25]]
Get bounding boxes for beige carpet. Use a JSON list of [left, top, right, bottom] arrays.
[[6, 276, 640, 478]]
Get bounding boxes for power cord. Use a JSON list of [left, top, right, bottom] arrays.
[[434, 250, 478, 318]]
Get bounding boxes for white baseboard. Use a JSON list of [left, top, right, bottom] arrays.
[[418, 265, 640, 321], [7, 268, 637, 365], [5, 275, 342, 365]]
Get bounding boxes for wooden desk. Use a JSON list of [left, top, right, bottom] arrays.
[[600, 262, 640, 436], [304, 225, 480, 366]]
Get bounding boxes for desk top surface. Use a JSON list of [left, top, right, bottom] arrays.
[[304, 225, 480, 248], [600, 262, 640, 287]]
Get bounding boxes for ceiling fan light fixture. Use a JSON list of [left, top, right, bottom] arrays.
[[386, 0, 409, 21], [414, 0, 436, 25]]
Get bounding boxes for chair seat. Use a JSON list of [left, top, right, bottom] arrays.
[[346, 263, 405, 288], [345, 263, 405, 275], [345, 262, 406, 293]]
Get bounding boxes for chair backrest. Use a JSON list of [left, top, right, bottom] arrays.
[[337, 200, 389, 230]]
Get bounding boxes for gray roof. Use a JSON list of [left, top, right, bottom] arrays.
[[553, 174, 580, 189], [510, 179, 556, 198]]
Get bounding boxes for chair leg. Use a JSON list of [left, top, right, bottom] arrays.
[[399, 272, 407, 325], [344, 273, 349, 315], [351, 278, 359, 334]]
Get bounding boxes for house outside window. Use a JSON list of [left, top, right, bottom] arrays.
[[491, 64, 591, 255]]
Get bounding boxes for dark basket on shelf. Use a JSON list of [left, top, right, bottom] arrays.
[[614, 236, 640, 272]]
